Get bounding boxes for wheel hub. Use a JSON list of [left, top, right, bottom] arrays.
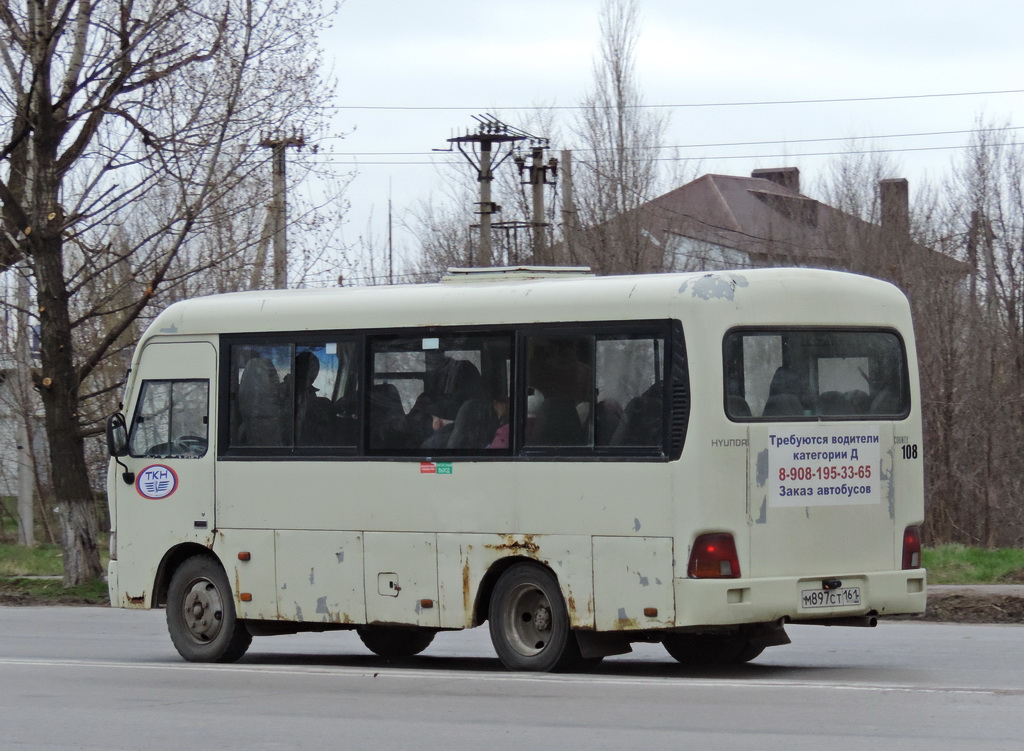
[[505, 584, 556, 656], [533, 605, 551, 632], [182, 580, 223, 643]]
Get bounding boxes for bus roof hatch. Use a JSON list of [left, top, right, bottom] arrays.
[[441, 266, 594, 284]]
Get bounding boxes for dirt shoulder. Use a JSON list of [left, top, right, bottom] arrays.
[[902, 585, 1024, 624]]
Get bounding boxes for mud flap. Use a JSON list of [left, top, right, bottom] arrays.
[[745, 620, 791, 649], [576, 630, 634, 659]]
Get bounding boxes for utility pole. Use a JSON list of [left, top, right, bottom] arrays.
[[442, 115, 526, 267], [12, 140, 37, 544], [15, 263, 34, 546], [514, 143, 558, 265], [478, 137, 496, 266], [387, 183, 394, 285], [259, 134, 304, 288], [560, 149, 577, 266]]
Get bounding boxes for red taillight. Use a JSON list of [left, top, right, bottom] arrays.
[[902, 525, 922, 569], [688, 533, 741, 579]]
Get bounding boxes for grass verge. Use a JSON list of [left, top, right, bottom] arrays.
[[0, 577, 108, 606], [922, 544, 1024, 584], [0, 542, 66, 577], [0, 540, 110, 606]]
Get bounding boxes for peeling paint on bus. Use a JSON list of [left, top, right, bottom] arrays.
[[678, 272, 749, 301]]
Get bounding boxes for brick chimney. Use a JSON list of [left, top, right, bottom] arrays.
[[879, 178, 909, 236], [751, 167, 800, 194]]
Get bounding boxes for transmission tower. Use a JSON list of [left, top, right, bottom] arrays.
[[441, 115, 531, 267], [512, 140, 558, 265]]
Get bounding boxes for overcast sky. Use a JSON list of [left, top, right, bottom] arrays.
[[312, 0, 1024, 282]]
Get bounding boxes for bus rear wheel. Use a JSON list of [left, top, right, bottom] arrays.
[[662, 632, 764, 665], [166, 555, 252, 663], [357, 627, 436, 658], [488, 562, 582, 672]]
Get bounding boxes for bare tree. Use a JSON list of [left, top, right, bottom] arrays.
[[816, 146, 905, 279], [817, 128, 1024, 548], [570, 0, 667, 274], [407, 181, 476, 281], [937, 121, 1024, 546], [0, 0, 336, 583]]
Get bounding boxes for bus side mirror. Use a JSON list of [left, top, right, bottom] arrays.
[[106, 413, 128, 457], [106, 413, 135, 485]]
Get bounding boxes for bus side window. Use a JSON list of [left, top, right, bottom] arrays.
[[228, 340, 360, 452], [523, 330, 667, 453], [233, 353, 286, 447], [601, 337, 665, 449], [289, 343, 358, 448], [369, 333, 511, 453], [368, 339, 425, 450], [128, 380, 209, 458], [524, 335, 593, 448]]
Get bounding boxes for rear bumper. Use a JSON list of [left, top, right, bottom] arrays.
[[674, 569, 927, 627]]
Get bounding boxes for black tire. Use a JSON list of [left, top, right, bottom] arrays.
[[357, 627, 436, 658], [166, 555, 252, 663], [662, 633, 764, 666], [488, 562, 582, 672]]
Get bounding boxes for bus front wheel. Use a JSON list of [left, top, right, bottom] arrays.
[[166, 555, 252, 663], [357, 627, 436, 658], [488, 563, 582, 672]]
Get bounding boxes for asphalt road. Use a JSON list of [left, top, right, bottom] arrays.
[[1, 606, 1022, 750]]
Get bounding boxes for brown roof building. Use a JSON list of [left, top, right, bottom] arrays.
[[582, 167, 963, 281]]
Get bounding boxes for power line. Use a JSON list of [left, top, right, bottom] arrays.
[[308, 140, 1024, 167], [311, 125, 1024, 156], [619, 127, 1024, 153], [647, 141, 1024, 162], [326, 88, 1024, 112]]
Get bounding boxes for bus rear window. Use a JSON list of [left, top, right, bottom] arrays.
[[724, 329, 909, 420]]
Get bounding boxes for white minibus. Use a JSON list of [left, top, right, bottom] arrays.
[[106, 267, 926, 671]]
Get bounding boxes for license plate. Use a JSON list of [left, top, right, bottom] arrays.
[[801, 586, 861, 609]]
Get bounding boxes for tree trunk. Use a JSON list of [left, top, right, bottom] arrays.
[[34, 230, 103, 585]]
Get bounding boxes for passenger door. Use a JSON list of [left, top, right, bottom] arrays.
[[115, 342, 217, 604]]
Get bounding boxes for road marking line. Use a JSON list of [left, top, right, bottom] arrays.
[[0, 657, 1017, 696]]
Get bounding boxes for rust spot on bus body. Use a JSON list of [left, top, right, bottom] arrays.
[[462, 558, 472, 619], [486, 534, 540, 556], [565, 589, 597, 628], [614, 607, 640, 630], [125, 592, 146, 606]]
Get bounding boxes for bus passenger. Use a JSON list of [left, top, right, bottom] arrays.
[[421, 395, 460, 450]]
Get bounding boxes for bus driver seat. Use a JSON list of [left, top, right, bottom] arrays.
[[237, 356, 283, 446]]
